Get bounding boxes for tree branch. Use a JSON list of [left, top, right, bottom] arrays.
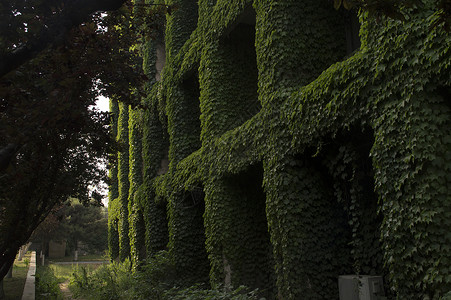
[[0, 0, 127, 79]]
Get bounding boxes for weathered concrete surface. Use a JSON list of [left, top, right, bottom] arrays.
[[21, 251, 36, 300]]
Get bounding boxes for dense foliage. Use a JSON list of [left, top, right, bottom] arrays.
[[69, 252, 260, 300], [109, 0, 450, 299]]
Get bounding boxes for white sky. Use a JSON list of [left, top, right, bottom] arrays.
[[96, 95, 110, 112], [94, 95, 110, 206]]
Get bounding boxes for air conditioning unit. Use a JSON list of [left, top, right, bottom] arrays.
[[338, 275, 386, 300]]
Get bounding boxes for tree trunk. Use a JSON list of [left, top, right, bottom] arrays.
[[0, 249, 17, 284], [0, 279, 4, 300]]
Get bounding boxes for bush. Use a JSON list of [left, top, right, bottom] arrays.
[[70, 251, 175, 299], [70, 260, 133, 300], [68, 251, 262, 300], [35, 266, 62, 300]]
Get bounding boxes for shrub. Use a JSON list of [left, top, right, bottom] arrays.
[[70, 260, 133, 300], [69, 251, 175, 299], [35, 266, 62, 300], [68, 251, 261, 300]]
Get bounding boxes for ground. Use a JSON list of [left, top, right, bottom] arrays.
[[3, 252, 31, 300]]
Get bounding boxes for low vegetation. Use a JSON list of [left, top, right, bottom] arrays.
[[36, 254, 107, 300], [35, 266, 62, 300], [69, 251, 262, 300], [2, 252, 31, 300]]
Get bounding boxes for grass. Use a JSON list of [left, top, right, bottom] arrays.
[[3, 251, 32, 300], [49, 263, 105, 283]]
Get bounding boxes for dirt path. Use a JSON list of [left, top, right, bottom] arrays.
[[54, 261, 105, 299], [59, 279, 82, 300]]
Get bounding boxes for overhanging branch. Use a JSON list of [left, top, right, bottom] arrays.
[[0, 0, 127, 79]]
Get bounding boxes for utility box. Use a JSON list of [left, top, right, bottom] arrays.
[[339, 275, 385, 300]]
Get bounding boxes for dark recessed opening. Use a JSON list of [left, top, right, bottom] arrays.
[[178, 185, 210, 283], [179, 71, 201, 156], [344, 10, 361, 56], [285, 127, 384, 297], [223, 163, 275, 298], [316, 127, 385, 278], [219, 7, 260, 132]]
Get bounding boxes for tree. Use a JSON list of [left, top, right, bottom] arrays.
[[62, 203, 108, 254], [0, 0, 143, 286], [0, 39, 110, 290], [28, 205, 66, 255], [31, 200, 108, 255]]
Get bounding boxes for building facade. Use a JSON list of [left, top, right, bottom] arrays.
[[108, 1, 451, 299]]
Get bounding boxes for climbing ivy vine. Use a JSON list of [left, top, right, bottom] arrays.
[[108, 98, 120, 261], [110, 0, 451, 298], [117, 101, 131, 262]]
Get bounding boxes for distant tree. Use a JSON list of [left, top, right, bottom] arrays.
[[61, 201, 108, 254], [28, 205, 66, 255], [31, 200, 108, 255]]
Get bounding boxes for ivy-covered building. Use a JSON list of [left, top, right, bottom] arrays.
[[108, 0, 451, 299]]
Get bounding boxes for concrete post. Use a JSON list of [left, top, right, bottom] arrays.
[[18, 248, 23, 261]]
